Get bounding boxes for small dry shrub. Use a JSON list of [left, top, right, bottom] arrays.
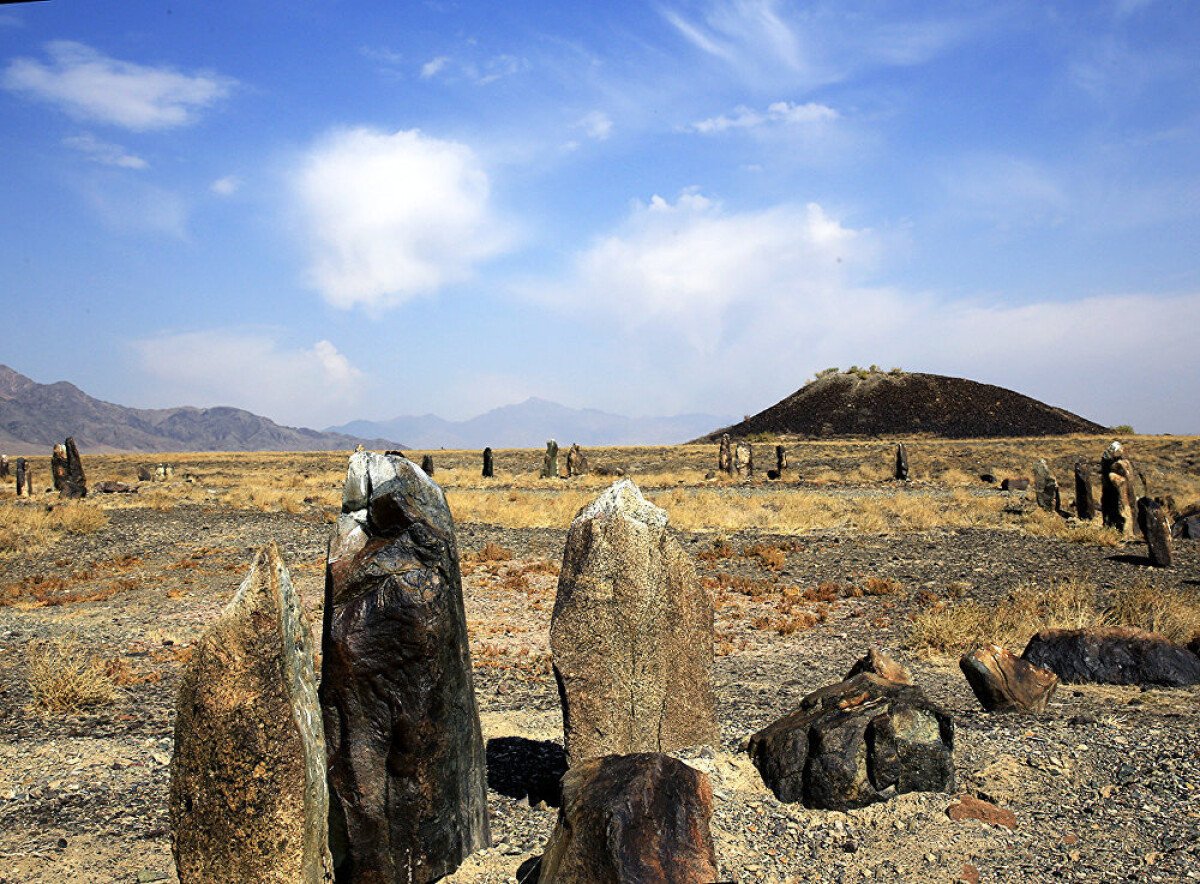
[[55, 504, 109, 535], [744, 543, 788, 571], [696, 540, 735, 564], [1108, 583, 1200, 645], [472, 542, 513, 563], [859, 576, 902, 596], [26, 636, 119, 713]]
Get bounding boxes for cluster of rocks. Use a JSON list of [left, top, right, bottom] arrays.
[[137, 464, 175, 482]]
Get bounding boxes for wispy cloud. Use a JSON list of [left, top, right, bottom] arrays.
[[420, 55, 451, 79], [292, 127, 513, 310], [3, 41, 234, 130], [62, 132, 147, 169], [131, 330, 364, 427], [577, 110, 613, 140], [689, 100, 837, 133], [210, 175, 240, 196], [417, 50, 529, 85]]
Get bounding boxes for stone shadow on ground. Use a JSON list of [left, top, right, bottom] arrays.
[[1106, 553, 1155, 566], [486, 737, 567, 807], [516, 855, 543, 883]]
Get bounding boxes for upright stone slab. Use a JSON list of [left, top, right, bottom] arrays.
[[60, 437, 86, 498], [1033, 459, 1059, 512], [0, 455, 8, 479], [1074, 462, 1095, 520], [51, 443, 67, 492], [895, 443, 909, 481], [321, 451, 490, 883], [550, 480, 717, 766], [734, 442, 753, 477], [538, 753, 719, 884], [775, 445, 788, 475], [718, 434, 733, 475], [1101, 442, 1137, 537], [566, 443, 589, 477], [1138, 497, 1173, 567], [481, 447, 494, 478], [420, 453, 435, 477], [541, 439, 560, 478], [170, 544, 332, 884], [14, 457, 26, 496]]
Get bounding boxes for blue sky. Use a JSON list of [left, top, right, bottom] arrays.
[[2, 0, 1198, 432]]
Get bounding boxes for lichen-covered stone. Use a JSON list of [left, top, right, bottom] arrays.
[[1033, 459, 1058, 512], [734, 442, 753, 477], [538, 753, 719, 884], [170, 544, 332, 884], [321, 452, 489, 883], [551, 480, 717, 766]]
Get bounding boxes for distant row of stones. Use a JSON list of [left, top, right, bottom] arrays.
[[169, 449, 1200, 883]]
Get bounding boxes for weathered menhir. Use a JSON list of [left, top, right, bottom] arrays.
[[50, 437, 87, 498]]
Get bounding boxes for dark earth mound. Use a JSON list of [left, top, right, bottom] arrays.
[[701, 371, 1106, 440]]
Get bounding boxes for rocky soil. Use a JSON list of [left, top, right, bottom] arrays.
[[1, 471, 1198, 883]]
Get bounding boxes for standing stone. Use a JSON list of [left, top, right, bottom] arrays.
[[1033, 459, 1059, 512], [541, 439, 560, 479], [56, 437, 86, 498], [565, 443, 589, 477], [717, 434, 733, 475], [51, 443, 67, 491], [1074, 462, 1095, 520], [1138, 497, 1173, 567], [420, 453, 435, 477], [734, 442, 753, 477], [14, 457, 25, 496], [1101, 442, 1137, 537], [959, 644, 1058, 713], [776, 445, 788, 475], [550, 480, 717, 766], [322, 452, 490, 883], [538, 754, 719, 884], [170, 544, 333, 884], [895, 443, 910, 481], [481, 447, 494, 479], [0, 455, 8, 479]]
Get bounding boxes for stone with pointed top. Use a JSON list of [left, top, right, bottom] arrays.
[[170, 544, 333, 884], [1138, 497, 1173, 567], [550, 479, 717, 766], [895, 443, 910, 481], [541, 439, 560, 479], [718, 434, 733, 475]]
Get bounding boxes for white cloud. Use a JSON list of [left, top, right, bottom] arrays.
[[689, 100, 838, 133], [132, 330, 364, 427], [293, 127, 511, 309], [3, 41, 234, 130], [62, 132, 147, 169], [577, 110, 613, 140], [420, 55, 450, 79], [210, 175, 240, 196]]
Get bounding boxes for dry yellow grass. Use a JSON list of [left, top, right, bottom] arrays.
[[0, 501, 109, 559], [26, 635, 119, 713]]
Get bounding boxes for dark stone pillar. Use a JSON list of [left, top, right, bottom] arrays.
[[1074, 462, 1095, 520], [481, 447, 493, 478], [540, 439, 559, 479], [15, 458, 25, 496], [60, 437, 87, 498], [1138, 497, 1173, 567], [420, 454, 435, 477], [895, 443, 909, 481]]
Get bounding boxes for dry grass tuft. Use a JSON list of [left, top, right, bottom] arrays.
[[26, 636, 120, 713], [469, 542, 513, 563], [1108, 582, 1200, 645], [0, 502, 109, 559]]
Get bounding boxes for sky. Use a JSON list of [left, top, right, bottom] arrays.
[[1, 0, 1199, 433]]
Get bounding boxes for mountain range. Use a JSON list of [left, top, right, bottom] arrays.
[[0, 365, 401, 454], [327, 398, 735, 449]]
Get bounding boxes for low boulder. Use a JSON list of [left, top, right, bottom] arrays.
[[959, 644, 1058, 713], [747, 672, 954, 810], [538, 753, 718, 884], [844, 647, 912, 685], [1000, 478, 1029, 491], [1022, 627, 1200, 687], [94, 481, 136, 494]]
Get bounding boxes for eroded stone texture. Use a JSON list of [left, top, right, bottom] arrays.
[[1138, 497, 1173, 567], [1101, 442, 1138, 537], [960, 644, 1058, 713], [566, 443, 589, 477], [747, 672, 955, 810], [420, 454, 435, 477], [1033, 459, 1058, 512], [550, 480, 717, 766], [718, 434, 733, 475], [541, 439, 560, 479], [1074, 462, 1096, 520], [51, 443, 67, 491], [895, 443, 909, 481], [170, 544, 332, 884], [54, 437, 86, 498], [14, 457, 26, 496], [322, 452, 489, 883], [845, 648, 912, 685], [482, 447, 494, 478], [0, 455, 8, 478], [1023, 627, 1200, 687], [734, 442, 754, 477], [538, 753, 719, 884]]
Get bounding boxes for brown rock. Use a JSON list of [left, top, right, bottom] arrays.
[[566, 443, 589, 477], [718, 434, 732, 475], [170, 544, 333, 884], [541, 439, 560, 478], [958, 862, 981, 884], [734, 441, 753, 477], [550, 480, 717, 766], [0, 454, 8, 479], [959, 644, 1058, 713], [1001, 477, 1029, 491], [844, 647, 912, 685], [1033, 459, 1059, 512], [538, 753, 718, 884], [775, 444, 788, 475], [14, 457, 26, 496], [1074, 462, 1096, 520], [1137, 497, 1173, 567], [947, 794, 1017, 829], [1101, 442, 1138, 537], [94, 481, 136, 494]]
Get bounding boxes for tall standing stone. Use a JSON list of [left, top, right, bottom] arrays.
[[1074, 462, 1096, 521], [1138, 497, 1173, 567], [776, 445, 788, 475], [481, 447, 494, 478], [420, 453, 435, 477], [734, 442, 753, 477], [321, 452, 490, 883], [15, 458, 26, 496], [565, 443, 589, 477], [1101, 442, 1137, 537], [57, 437, 86, 498], [170, 544, 333, 884], [895, 443, 909, 481], [0, 455, 8, 478], [1033, 459, 1059, 512], [51, 443, 67, 491], [718, 434, 733, 475], [550, 480, 717, 766], [541, 439, 560, 479]]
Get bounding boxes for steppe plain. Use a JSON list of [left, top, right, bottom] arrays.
[[1, 434, 1198, 883]]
